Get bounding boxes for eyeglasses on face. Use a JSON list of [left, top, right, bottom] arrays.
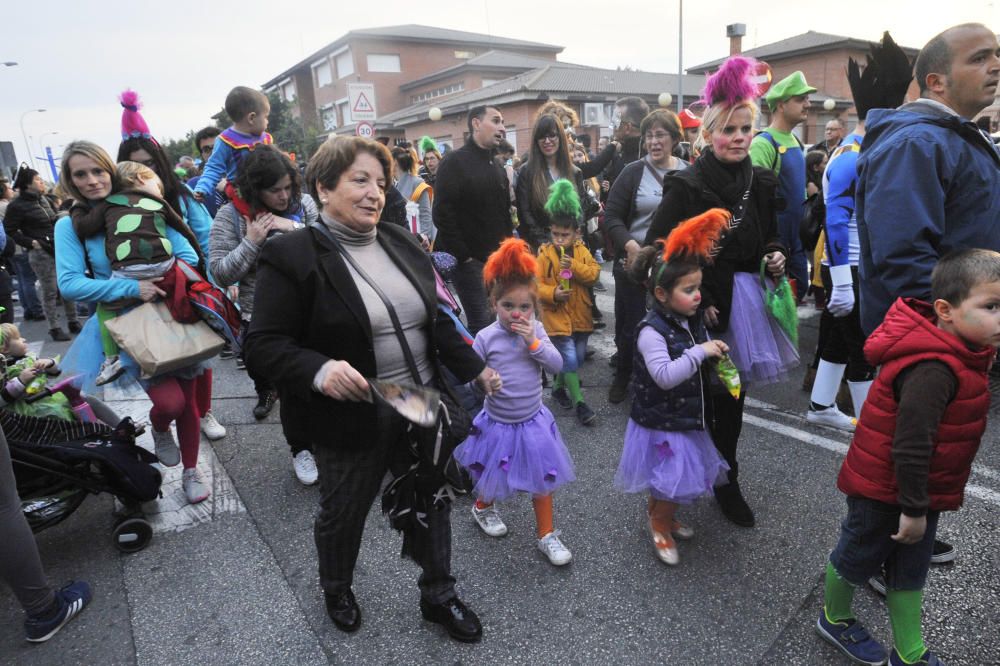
[[644, 132, 672, 142]]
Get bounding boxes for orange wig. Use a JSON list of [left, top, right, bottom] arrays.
[[661, 208, 731, 263], [483, 238, 537, 288]]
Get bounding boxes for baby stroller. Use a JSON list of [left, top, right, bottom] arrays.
[[8, 375, 162, 553]]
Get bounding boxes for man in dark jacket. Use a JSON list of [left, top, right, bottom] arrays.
[[432, 105, 512, 334], [602, 96, 649, 200], [856, 21, 1000, 570], [857, 23, 1000, 335]]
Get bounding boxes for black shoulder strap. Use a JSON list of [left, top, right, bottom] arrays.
[[641, 158, 664, 187], [309, 221, 422, 385]]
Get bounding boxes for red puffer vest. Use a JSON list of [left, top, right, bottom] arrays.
[[837, 298, 994, 511]]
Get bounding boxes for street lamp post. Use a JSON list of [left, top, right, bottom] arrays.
[[19, 108, 46, 171]]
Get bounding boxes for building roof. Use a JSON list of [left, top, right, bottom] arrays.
[[263, 24, 562, 88], [399, 50, 581, 91], [688, 31, 919, 74], [380, 63, 705, 126]]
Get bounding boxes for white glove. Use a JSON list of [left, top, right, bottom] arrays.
[[827, 264, 855, 317]]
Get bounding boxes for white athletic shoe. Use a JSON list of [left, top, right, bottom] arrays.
[[95, 355, 125, 386], [182, 468, 210, 504], [292, 450, 318, 486], [806, 405, 857, 432], [471, 504, 508, 537], [537, 530, 573, 566], [200, 411, 226, 441]]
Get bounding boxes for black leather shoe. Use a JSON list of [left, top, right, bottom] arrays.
[[252, 390, 277, 420], [420, 596, 482, 643], [325, 589, 361, 632], [67, 320, 82, 334], [49, 328, 70, 342], [714, 482, 755, 527], [608, 376, 629, 404]]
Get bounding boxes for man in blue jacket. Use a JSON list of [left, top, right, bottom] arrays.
[[857, 23, 1000, 336]]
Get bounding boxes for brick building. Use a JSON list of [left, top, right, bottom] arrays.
[[689, 31, 921, 144]]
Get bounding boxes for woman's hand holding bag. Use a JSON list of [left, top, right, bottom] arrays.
[[758, 255, 798, 347]]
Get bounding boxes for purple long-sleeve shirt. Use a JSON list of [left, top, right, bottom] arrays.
[[636, 323, 707, 390], [474, 320, 563, 423]]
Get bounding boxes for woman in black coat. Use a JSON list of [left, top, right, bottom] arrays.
[[645, 91, 796, 529], [244, 136, 494, 643]]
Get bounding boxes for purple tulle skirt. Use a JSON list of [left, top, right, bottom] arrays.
[[614, 420, 729, 504], [716, 272, 799, 386], [453, 406, 575, 501]]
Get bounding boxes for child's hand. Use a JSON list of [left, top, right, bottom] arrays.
[[192, 191, 205, 202], [475, 367, 502, 396], [33, 358, 55, 371], [18, 366, 37, 385], [509, 317, 537, 345], [891, 514, 927, 545], [699, 340, 729, 359], [554, 285, 572, 302], [559, 254, 572, 270]]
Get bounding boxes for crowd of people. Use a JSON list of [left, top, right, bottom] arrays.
[[0, 21, 998, 665]]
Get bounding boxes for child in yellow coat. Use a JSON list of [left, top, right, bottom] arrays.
[[536, 179, 602, 425]]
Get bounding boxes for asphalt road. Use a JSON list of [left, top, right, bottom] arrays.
[[2, 265, 999, 665]]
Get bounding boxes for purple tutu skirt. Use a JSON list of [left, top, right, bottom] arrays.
[[716, 272, 799, 386], [453, 406, 575, 501], [614, 420, 729, 504]]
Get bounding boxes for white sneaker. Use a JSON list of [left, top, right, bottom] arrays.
[[671, 520, 695, 540], [806, 405, 857, 431], [152, 429, 180, 467], [182, 468, 210, 504], [292, 450, 318, 486], [537, 530, 572, 566], [200, 411, 226, 441], [95, 355, 125, 386], [471, 504, 508, 537]]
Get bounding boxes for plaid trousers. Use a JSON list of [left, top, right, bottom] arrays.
[[313, 403, 456, 604]]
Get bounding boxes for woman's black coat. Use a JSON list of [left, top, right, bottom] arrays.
[[244, 222, 484, 447]]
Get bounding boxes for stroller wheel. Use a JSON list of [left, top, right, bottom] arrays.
[[113, 518, 153, 553]]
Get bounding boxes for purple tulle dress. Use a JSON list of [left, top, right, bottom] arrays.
[[716, 272, 799, 386], [453, 406, 576, 502], [614, 421, 730, 504]]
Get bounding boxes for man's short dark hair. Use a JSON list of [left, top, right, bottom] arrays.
[[931, 248, 1000, 304], [225, 86, 269, 123], [195, 126, 221, 146], [914, 24, 989, 95], [615, 96, 650, 128], [467, 105, 499, 134]]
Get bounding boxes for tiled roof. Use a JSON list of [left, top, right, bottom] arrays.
[[349, 25, 561, 51], [399, 50, 583, 91]]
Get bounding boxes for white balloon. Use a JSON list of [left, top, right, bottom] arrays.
[[823, 98, 836, 111], [428, 107, 442, 121], [658, 93, 673, 108]]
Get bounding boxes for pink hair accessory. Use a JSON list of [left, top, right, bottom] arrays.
[[119, 89, 157, 144], [699, 56, 762, 108]]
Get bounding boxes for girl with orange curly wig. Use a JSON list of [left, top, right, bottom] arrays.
[[613, 210, 733, 566], [452, 238, 577, 566]]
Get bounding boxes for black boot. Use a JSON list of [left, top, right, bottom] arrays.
[[252, 390, 277, 420], [49, 328, 70, 342], [67, 320, 82, 334], [325, 589, 361, 632], [714, 482, 755, 527]]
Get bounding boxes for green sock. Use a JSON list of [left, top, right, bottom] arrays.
[[96, 304, 120, 358], [552, 373, 564, 391], [887, 588, 925, 663], [564, 372, 584, 404], [823, 561, 856, 623]]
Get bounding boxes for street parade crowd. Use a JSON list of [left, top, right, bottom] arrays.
[[1, 21, 999, 666]]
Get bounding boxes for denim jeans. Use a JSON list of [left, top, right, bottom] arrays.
[[550, 332, 590, 373], [829, 496, 940, 591], [452, 258, 493, 336], [12, 251, 42, 318]]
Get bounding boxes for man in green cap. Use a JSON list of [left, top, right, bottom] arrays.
[[750, 70, 817, 301]]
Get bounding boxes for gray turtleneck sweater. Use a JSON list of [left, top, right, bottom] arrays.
[[322, 214, 432, 384]]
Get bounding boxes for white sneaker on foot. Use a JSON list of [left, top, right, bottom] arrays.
[[537, 531, 572, 566], [671, 520, 695, 540], [292, 450, 318, 485], [806, 405, 857, 431], [200, 411, 226, 440], [152, 429, 180, 467], [471, 504, 508, 537], [182, 468, 210, 504], [95, 355, 125, 386]]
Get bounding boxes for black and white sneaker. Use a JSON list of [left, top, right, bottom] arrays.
[[930, 539, 955, 564], [24, 581, 92, 643]]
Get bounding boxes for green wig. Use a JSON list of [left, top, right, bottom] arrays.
[[419, 136, 438, 155], [543, 179, 581, 226]]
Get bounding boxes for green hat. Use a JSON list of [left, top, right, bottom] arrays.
[[764, 71, 817, 109]]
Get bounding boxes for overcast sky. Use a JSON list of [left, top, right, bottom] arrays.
[[2, 0, 995, 174]]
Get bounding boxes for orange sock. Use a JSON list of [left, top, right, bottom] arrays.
[[532, 495, 554, 538], [475, 498, 492, 510], [647, 497, 676, 536]]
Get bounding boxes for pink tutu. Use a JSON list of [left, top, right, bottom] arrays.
[[614, 420, 729, 504], [453, 406, 575, 501], [716, 271, 799, 386]]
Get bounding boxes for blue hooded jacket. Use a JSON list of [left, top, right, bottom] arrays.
[[856, 100, 1000, 334]]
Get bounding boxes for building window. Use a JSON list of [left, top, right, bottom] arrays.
[[337, 100, 351, 125], [313, 60, 332, 88], [367, 54, 401, 73], [321, 106, 337, 131], [435, 136, 453, 152], [481, 78, 501, 88], [504, 128, 516, 154], [280, 80, 296, 101], [454, 50, 476, 59], [335, 50, 354, 78], [410, 82, 465, 104]]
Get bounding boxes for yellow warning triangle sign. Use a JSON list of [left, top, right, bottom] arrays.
[[353, 92, 374, 114]]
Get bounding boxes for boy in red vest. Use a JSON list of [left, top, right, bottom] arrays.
[[816, 248, 1000, 666]]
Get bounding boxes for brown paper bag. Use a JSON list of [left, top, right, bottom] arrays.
[[105, 301, 224, 379]]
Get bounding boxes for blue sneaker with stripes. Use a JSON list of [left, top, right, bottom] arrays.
[[25, 581, 92, 643]]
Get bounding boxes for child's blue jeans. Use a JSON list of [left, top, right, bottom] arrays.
[[550, 332, 590, 373]]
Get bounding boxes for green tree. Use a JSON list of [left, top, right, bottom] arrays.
[[160, 130, 196, 166], [266, 91, 322, 161]]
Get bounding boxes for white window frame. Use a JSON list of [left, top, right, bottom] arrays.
[[336, 97, 351, 125], [320, 104, 337, 131], [312, 58, 332, 88], [278, 78, 296, 102], [366, 53, 401, 73], [334, 48, 354, 79]]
